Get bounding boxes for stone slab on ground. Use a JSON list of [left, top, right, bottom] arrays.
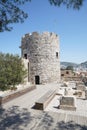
[[76, 85, 86, 91], [35, 90, 56, 110], [59, 96, 76, 111]]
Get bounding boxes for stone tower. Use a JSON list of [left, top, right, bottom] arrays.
[[20, 32, 60, 84]]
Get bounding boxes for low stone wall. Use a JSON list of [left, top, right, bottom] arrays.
[[63, 77, 82, 82], [0, 85, 36, 105]]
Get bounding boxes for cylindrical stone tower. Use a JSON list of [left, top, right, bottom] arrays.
[[20, 32, 60, 84]]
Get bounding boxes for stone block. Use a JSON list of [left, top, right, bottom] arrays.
[[76, 85, 86, 91], [85, 89, 87, 99], [59, 96, 76, 111], [35, 90, 56, 110]]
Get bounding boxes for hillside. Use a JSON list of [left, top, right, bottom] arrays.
[[80, 61, 87, 68], [60, 62, 78, 69], [61, 61, 87, 70]]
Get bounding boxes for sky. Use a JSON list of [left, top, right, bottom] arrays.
[[0, 0, 87, 64]]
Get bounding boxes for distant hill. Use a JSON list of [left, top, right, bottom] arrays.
[[61, 61, 87, 70], [60, 62, 78, 69], [80, 61, 87, 68]]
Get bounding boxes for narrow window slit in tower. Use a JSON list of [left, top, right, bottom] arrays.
[[56, 52, 58, 58], [24, 53, 27, 59]]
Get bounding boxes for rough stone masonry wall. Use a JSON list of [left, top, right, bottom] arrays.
[[21, 32, 60, 84]]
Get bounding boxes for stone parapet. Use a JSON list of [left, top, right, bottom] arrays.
[[0, 85, 36, 105]]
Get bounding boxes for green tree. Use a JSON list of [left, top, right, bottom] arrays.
[[0, 52, 27, 91], [0, 0, 84, 32], [49, 0, 84, 9], [66, 65, 73, 71], [0, 0, 31, 32]]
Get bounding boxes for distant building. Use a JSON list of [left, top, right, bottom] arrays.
[[61, 69, 75, 77], [61, 69, 81, 81]]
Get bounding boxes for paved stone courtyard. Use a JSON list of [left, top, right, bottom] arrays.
[[0, 83, 87, 130], [45, 95, 87, 117]]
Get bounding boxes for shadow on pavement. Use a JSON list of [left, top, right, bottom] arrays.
[[56, 121, 87, 130], [0, 105, 87, 130], [0, 105, 32, 130]]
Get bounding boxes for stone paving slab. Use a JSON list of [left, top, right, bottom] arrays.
[[0, 83, 87, 130], [0, 107, 87, 130]]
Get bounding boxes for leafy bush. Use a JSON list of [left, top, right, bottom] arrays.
[[0, 53, 27, 91]]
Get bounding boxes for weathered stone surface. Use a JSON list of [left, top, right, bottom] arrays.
[[76, 85, 86, 91], [35, 90, 56, 110], [21, 32, 60, 84], [59, 96, 76, 110], [85, 89, 87, 99]]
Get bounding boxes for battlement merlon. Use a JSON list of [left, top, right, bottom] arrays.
[[21, 32, 59, 43]]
